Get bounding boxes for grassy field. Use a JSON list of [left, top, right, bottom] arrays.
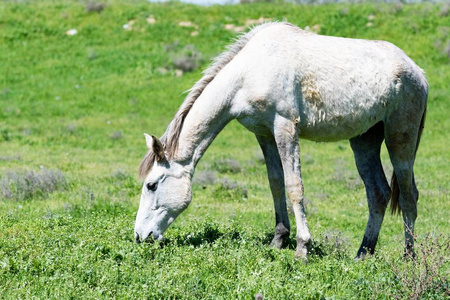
[[0, 0, 449, 298]]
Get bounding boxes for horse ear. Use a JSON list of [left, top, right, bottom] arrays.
[[144, 133, 165, 161], [144, 133, 153, 149]]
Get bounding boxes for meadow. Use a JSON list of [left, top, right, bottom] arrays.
[[0, 0, 449, 298]]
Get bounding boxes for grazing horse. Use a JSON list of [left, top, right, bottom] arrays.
[[134, 22, 428, 259]]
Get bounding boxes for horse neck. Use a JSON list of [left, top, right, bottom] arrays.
[[174, 77, 237, 174]]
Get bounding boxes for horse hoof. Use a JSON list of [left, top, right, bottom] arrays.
[[269, 238, 284, 249], [354, 253, 367, 261], [295, 247, 308, 262]]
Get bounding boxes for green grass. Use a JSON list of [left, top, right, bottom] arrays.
[[0, 0, 449, 298]]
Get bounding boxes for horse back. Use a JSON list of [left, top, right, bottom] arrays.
[[233, 23, 427, 141]]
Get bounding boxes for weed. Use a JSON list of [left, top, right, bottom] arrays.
[[87, 48, 97, 60], [108, 170, 140, 198], [195, 171, 248, 200], [322, 230, 349, 254], [434, 26, 450, 59], [163, 42, 204, 73], [164, 41, 180, 52], [439, 4, 449, 17], [66, 123, 77, 134], [302, 153, 314, 165], [214, 178, 248, 200], [340, 7, 349, 16], [212, 158, 242, 173], [333, 158, 362, 190], [193, 170, 217, 187], [62, 202, 73, 212], [387, 233, 450, 299], [86, 1, 105, 14], [110, 131, 123, 140], [254, 151, 265, 164], [171, 45, 203, 72], [0, 156, 21, 161], [1, 129, 10, 142], [112, 169, 129, 181], [309, 230, 349, 258], [0, 168, 67, 201]]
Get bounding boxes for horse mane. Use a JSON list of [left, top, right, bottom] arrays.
[[139, 22, 287, 179]]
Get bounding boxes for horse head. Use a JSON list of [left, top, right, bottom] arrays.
[[134, 134, 192, 243]]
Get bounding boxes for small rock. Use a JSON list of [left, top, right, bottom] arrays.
[[123, 20, 135, 30], [175, 69, 183, 77], [157, 67, 168, 75], [178, 21, 197, 28], [311, 24, 321, 33], [146, 16, 156, 24], [224, 24, 235, 30], [65, 29, 77, 36]]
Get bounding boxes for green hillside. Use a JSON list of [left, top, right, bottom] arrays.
[[0, 1, 448, 298]]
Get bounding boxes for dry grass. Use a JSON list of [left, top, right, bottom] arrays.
[[215, 178, 248, 200], [434, 26, 450, 59], [193, 170, 217, 187], [193, 170, 248, 199], [171, 45, 203, 72], [333, 158, 363, 190], [388, 233, 450, 299], [212, 158, 242, 174], [110, 131, 123, 140], [85, 1, 105, 14], [0, 168, 67, 201]]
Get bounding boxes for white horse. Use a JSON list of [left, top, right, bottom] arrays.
[[134, 22, 428, 259]]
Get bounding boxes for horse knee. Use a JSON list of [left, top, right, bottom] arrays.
[[287, 190, 304, 205], [367, 186, 390, 213], [268, 179, 284, 197], [399, 197, 417, 221]]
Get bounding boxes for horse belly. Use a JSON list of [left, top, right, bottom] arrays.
[[296, 99, 387, 142], [293, 65, 395, 141]]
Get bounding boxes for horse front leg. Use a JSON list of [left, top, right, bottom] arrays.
[[273, 117, 311, 259], [255, 134, 290, 249]]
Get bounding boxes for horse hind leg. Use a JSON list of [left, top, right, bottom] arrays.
[[385, 102, 426, 258], [350, 121, 391, 259], [256, 134, 290, 249]]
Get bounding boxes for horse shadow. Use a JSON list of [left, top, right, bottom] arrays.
[[151, 224, 241, 248], [260, 231, 348, 258], [138, 225, 347, 259]]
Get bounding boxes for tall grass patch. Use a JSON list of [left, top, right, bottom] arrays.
[[0, 169, 67, 201]]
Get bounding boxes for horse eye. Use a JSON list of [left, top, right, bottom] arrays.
[[146, 182, 158, 192]]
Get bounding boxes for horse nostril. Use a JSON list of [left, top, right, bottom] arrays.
[[135, 232, 141, 244]]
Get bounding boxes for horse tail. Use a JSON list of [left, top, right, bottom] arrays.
[[390, 174, 400, 215], [390, 105, 427, 215]]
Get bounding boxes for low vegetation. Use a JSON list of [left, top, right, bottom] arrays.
[[387, 234, 449, 299], [0, 168, 67, 201], [0, 0, 448, 298]]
